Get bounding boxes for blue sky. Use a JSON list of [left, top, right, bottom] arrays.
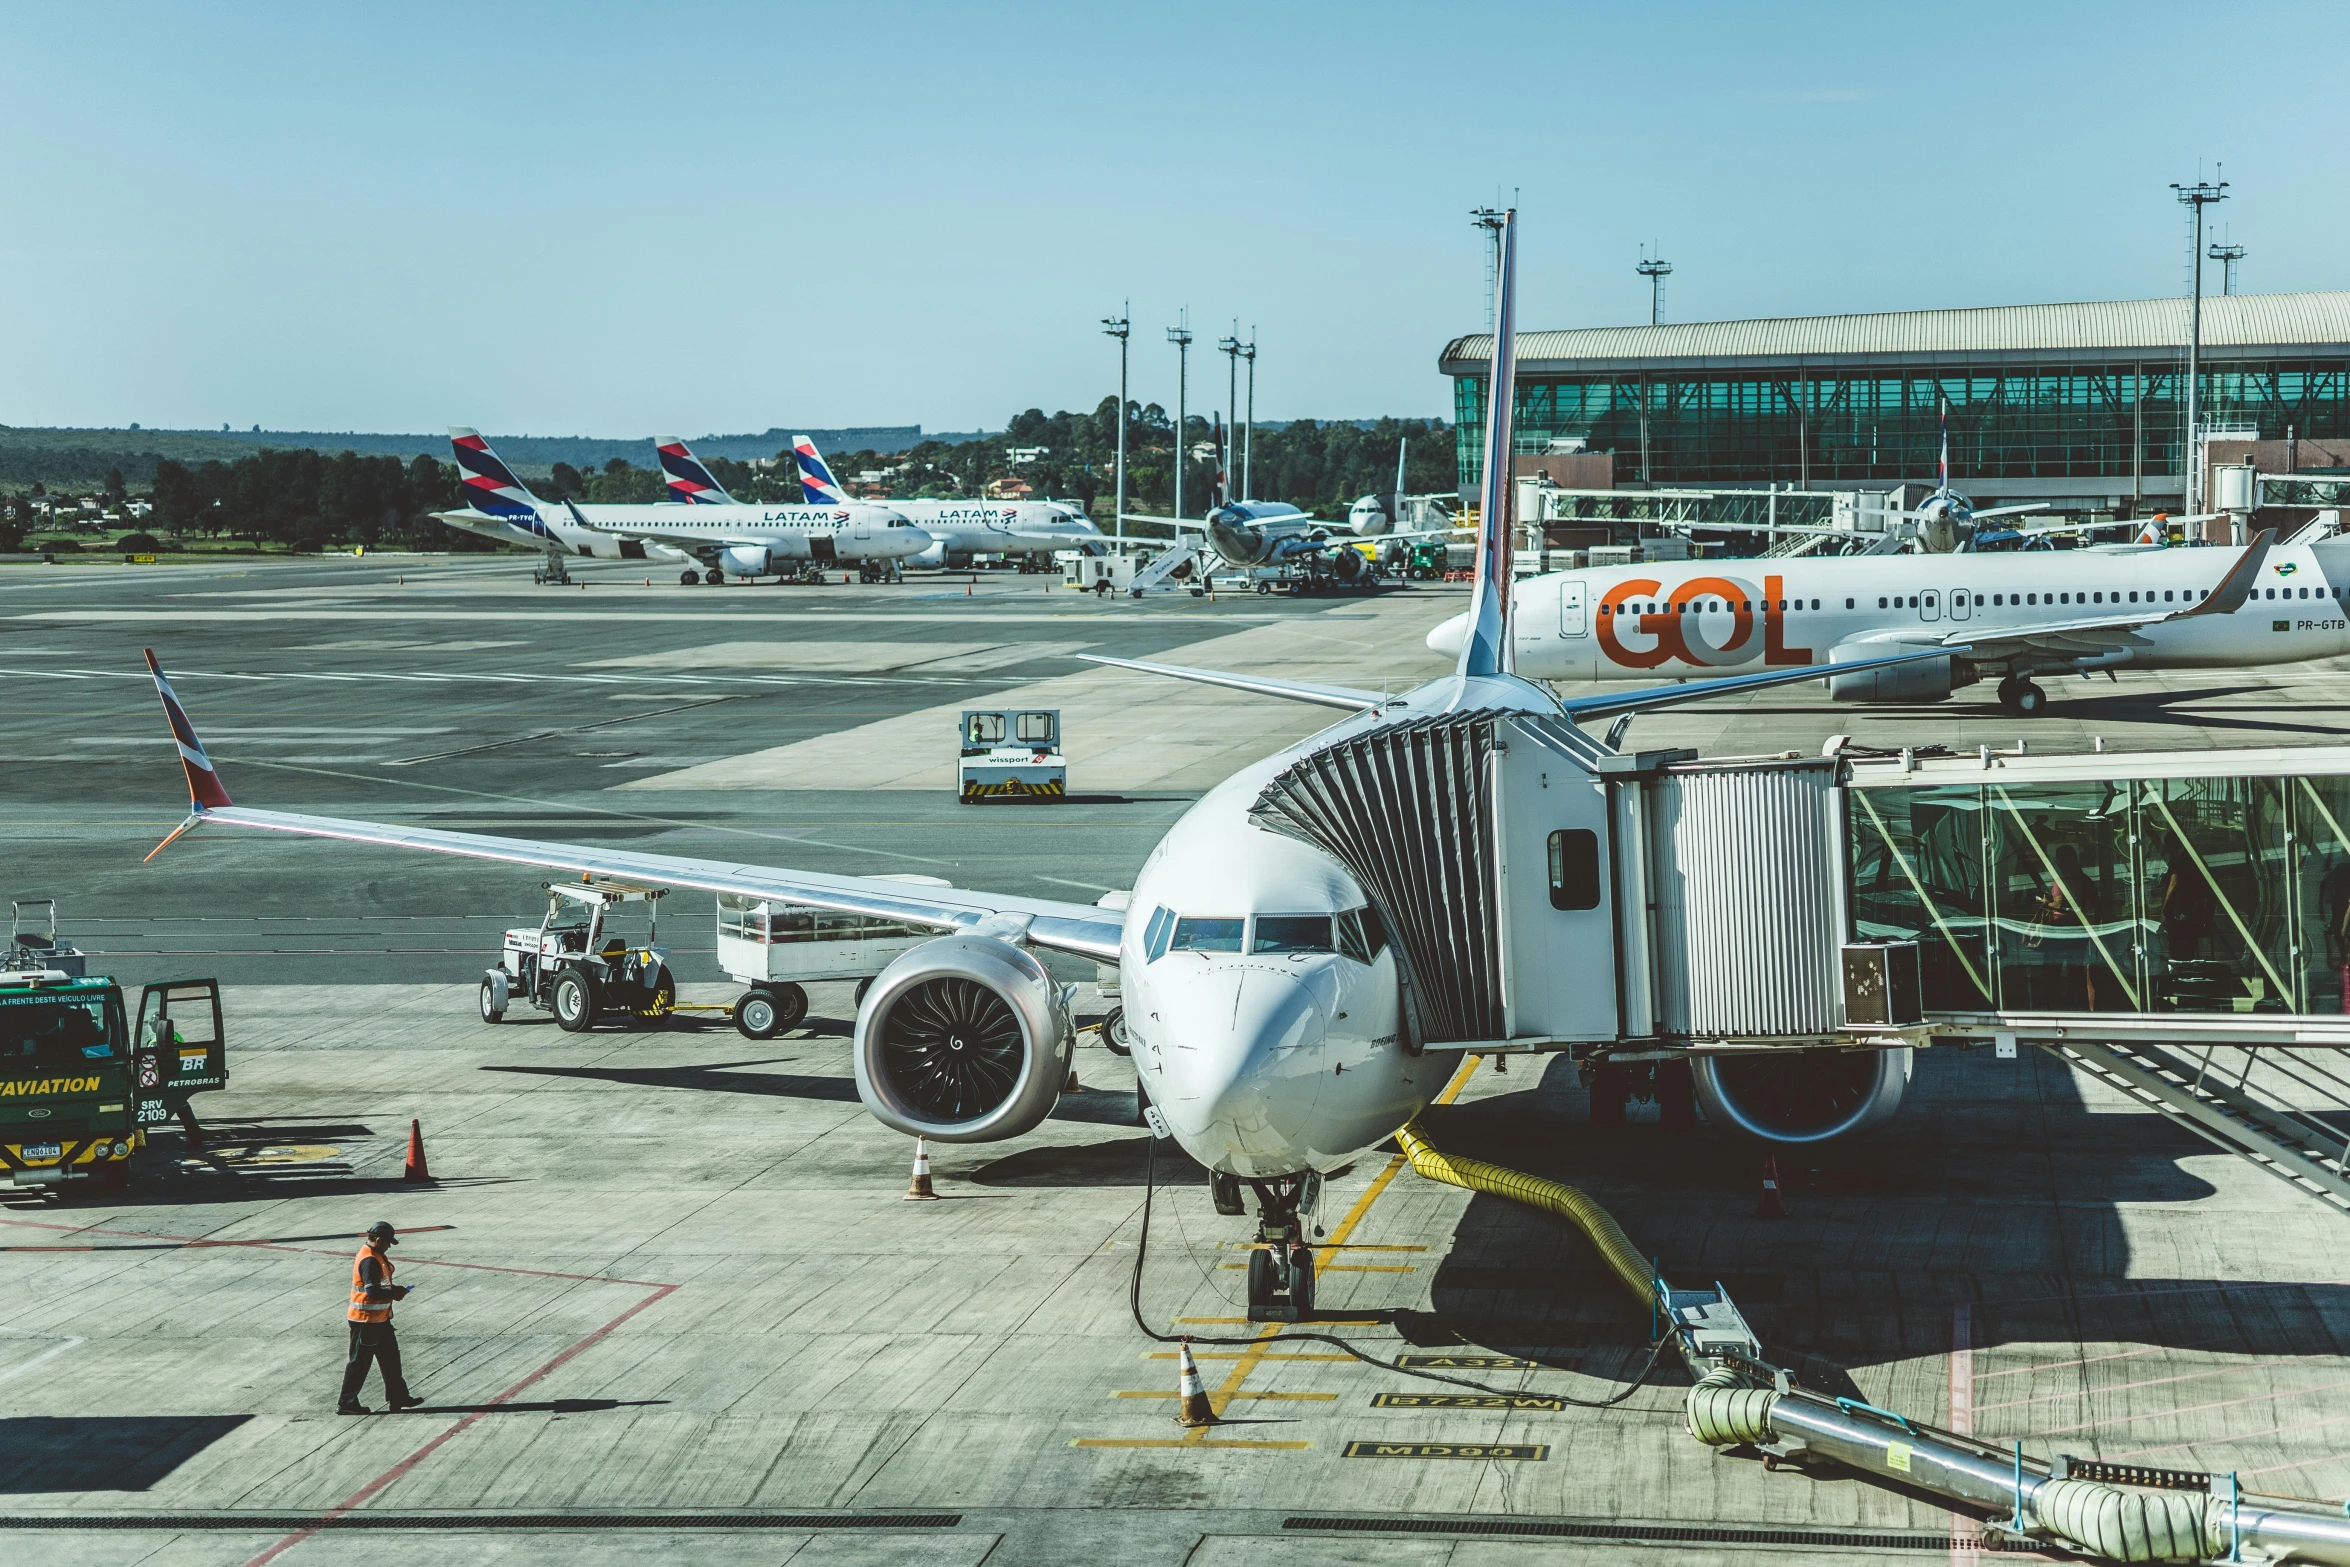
[[7, 2, 2346, 436]]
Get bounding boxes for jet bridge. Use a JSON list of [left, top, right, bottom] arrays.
[[1251, 711, 2350, 1201]]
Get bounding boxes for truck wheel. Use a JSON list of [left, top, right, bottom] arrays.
[[1102, 1006, 1131, 1056], [734, 989, 782, 1040], [479, 976, 505, 1024], [552, 969, 596, 1032]]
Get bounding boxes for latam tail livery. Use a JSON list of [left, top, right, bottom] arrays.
[[788, 436, 1103, 564]]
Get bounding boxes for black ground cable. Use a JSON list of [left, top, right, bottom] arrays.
[[1128, 1133, 1683, 1410]]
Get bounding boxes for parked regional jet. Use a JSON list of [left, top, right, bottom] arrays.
[[1426, 523, 2306, 715], [141, 212, 1946, 1318], [788, 436, 1104, 567], [437, 430, 931, 584]]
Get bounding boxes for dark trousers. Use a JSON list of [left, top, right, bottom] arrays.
[[340, 1321, 410, 1406]]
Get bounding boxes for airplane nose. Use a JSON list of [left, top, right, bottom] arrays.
[[1152, 964, 1328, 1174], [1426, 611, 1468, 657]]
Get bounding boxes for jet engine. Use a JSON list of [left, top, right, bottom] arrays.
[[1690, 1047, 1910, 1144], [1826, 644, 1975, 703], [852, 934, 1073, 1142], [718, 544, 774, 578], [1328, 545, 1368, 583]]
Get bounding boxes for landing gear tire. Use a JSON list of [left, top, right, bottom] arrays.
[[2001, 678, 2047, 716], [552, 969, 595, 1033], [1245, 1247, 1272, 1310], [1287, 1244, 1315, 1317], [705, 568, 726, 586], [1101, 1006, 1131, 1056], [680, 569, 701, 585], [734, 988, 782, 1040]]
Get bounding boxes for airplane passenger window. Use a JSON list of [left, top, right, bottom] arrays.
[[1846, 598, 1855, 609], [1878, 597, 1888, 609], [2165, 591, 2174, 601], [1548, 829, 1601, 911], [1812, 599, 1821, 610], [1169, 917, 1245, 954], [1994, 595, 2003, 605], [1253, 915, 1335, 955]]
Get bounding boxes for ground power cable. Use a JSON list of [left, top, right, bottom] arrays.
[[1128, 1133, 1681, 1409]]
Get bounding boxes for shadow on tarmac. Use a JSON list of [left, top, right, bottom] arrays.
[[478, 1058, 860, 1101], [0, 1415, 250, 1492]]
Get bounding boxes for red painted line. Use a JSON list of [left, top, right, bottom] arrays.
[[239, 1281, 677, 1567]]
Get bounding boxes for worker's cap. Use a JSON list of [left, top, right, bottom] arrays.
[[365, 1221, 398, 1246]]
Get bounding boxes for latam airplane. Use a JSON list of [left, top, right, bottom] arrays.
[[138, 212, 1945, 1316], [788, 436, 1104, 567], [1425, 527, 2310, 716], [436, 430, 931, 584]]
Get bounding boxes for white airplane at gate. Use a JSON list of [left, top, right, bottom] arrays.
[[1427, 527, 2322, 715], [139, 212, 1952, 1317]]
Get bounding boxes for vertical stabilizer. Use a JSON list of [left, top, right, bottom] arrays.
[[655, 437, 737, 504], [1459, 209, 1518, 678], [448, 428, 541, 516], [792, 436, 850, 504]]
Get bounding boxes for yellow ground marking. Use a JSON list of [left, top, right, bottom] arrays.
[[1087, 1057, 1487, 1454], [217, 1144, 341, 1166], [1175, 1316, 1248, 1325]]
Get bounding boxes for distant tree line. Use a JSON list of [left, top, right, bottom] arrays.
[[141, 451, 490, 552]]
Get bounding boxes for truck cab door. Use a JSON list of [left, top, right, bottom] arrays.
[[134, 979, 226, 1125]]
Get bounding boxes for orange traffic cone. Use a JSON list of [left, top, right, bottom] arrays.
[[1064, 1062, 1081, 1093], [904, 1137, 938, 1201], [1174, 1341, 1216, 1427], [403, 1119, 431, 1183], [1755, 1155, 1785, 1219]]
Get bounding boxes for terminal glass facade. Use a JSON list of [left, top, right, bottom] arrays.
[[1848, 775, 2350, 1017], [1453, 361, 2350, 490]]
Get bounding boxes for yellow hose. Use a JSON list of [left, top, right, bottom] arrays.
[[1394, 1119, 1660, 1312]]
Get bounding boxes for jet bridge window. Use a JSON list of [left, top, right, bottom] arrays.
[[1547, 829, 1601, 911], [1253, 915, 1335, 954], [1169, 916, 1246, 954]]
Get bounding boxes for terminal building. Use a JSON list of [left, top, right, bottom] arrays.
[[1440, 290, 2350, 516]]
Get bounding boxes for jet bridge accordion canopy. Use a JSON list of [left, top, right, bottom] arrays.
[[1248, 710, 1510, 1046]]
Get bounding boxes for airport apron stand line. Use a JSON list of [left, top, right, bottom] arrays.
[[1269, 711, 2350, 1216]]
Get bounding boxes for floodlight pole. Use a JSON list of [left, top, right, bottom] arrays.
[[1637, 247, 1673, 326], [1168, 314, 1193, 528], [2209, 240, 2244, 296], [2173, 176, 2228, 513], [1218, 327, 1242, 504], [1242, 333, 1257, 501], [1102, 305, 1130, 547]]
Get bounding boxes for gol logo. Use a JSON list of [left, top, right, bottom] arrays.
[[1595, 573, 1815, 671]]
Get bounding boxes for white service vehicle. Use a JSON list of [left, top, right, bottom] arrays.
[[957, 710, 1065, 802], [1063, 554, 1137, 596], [481, 882, 675, 1031], [716, 888, 942, 1039]]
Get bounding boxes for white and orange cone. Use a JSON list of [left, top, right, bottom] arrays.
[[1174, 1341, 1216, 1427], [904, 1137, 939, 1201], [1064, 1062, 1081, 1094]]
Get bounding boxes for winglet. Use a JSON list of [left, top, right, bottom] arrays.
[[2177, 528, 2276, 618], [144, 649, 232, 811]]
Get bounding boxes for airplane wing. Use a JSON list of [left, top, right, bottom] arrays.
[[1076, 654, 1387, 711], [139, 652, 1123, 963], [1845, 529, 2276, 664], [1963, 502, 2052, 521]]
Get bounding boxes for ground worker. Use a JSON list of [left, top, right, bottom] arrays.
[[339, 1220, 421, 1414]]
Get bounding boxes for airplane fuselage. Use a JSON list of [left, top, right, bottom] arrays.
[[1429, 544, 2350, 685], [889, 501, 1101, 562]]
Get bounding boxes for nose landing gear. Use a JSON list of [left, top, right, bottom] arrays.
[[1242, 1172, 1320, 1322]]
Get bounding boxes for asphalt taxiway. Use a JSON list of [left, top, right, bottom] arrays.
[[8, 553, 2350, 1565]]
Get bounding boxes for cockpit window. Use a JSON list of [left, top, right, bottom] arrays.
[[1169, 916, 1245, 953], [1336, 907, 1385, 964], [1142, 906, 1175, 961], [1253, 915, 1334, 954]]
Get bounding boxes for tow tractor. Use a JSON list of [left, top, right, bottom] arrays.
[[480, 881, 676, 1031], [957, 708, 1066, 802], [3, 903, 227, 1191]]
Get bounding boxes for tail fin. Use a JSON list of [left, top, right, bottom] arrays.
[[1459, 208, 1518, 679], [655, 436, 736, 504], [792, 435, 850, 504], [448, 428, 540, 516], [144, 649, 232, 811]]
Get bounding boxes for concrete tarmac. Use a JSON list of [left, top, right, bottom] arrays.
[[8, 554, 2350, 1564]]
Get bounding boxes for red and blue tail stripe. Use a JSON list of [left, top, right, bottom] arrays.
[[448, 428, 543, 520], [793, 436, 849, 505], [143, 649, 233, 810], [655, 437, 735, 504]]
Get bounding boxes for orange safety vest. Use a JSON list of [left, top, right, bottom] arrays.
[[348, 1246, 394, 1324]]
